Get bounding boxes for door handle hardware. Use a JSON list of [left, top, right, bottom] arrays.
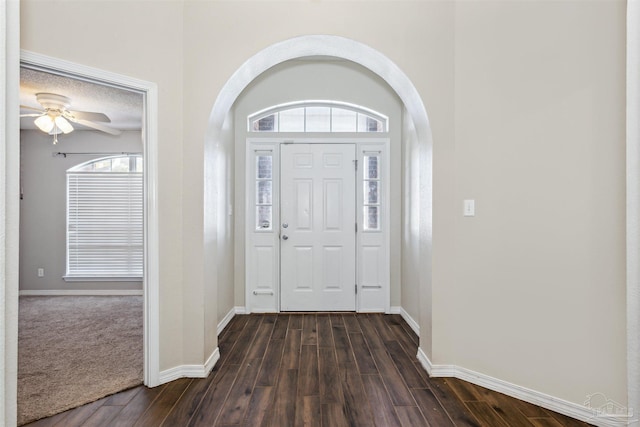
[[282, 235, 289, 240], [282, 223, 288, 228]]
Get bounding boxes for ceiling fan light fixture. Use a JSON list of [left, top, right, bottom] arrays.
[[22, 92, 121, 142], [34, 115, 54, 133], [55, 116, 74, 134]]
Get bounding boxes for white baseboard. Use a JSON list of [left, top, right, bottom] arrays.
[[416, 350, 625, 427], [159, 347, 220, 384], [217, 308, 236, 336], [217, 306, 247, 336], [416, 347, 433, 376], [204, 347, 220, 376], [19, 289, 143, 296], [390, 305, 420, 336], [400, 307, 420, 336]]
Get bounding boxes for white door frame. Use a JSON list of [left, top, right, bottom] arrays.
[[245, 136, 390, 313], [18, 51, 161, 387], [627, 1, 640, 422], [2, 2, 21, 424]]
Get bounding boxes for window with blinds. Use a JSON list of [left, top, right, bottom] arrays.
[[65, 155, 143, 280]]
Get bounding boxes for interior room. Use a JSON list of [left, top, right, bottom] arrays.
[[1, 1, 636, 426], [17, 67, 145, 425]]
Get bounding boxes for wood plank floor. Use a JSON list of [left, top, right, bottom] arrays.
[[23, 313, 592, 427]]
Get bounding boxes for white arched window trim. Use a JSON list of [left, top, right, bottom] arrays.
[[248, 100, 389, 133]]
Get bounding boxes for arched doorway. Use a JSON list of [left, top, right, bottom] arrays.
[[236, 62, 400, 313], [204, 35, 433, 358]]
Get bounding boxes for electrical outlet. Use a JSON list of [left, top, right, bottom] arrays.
[[37, 268, 44, 277]]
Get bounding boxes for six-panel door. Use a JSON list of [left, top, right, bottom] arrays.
[[280, 143, 357, 311]]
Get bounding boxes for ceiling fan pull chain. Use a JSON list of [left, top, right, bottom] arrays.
[[52, 123, 59, 145]]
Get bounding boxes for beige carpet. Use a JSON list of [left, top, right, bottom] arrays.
[[18, 296, 143, 425]]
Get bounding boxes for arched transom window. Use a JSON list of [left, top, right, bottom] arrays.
[[248, 101, 388, 133]]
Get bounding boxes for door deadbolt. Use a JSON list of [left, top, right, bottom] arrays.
[[282, 223, 288, 228]]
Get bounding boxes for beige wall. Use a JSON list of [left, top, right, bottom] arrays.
[[401, 107, 422, 329], [216, 112, 236, 331], [439, 0, 626, 404], [20, 0, 627, 410], [21, 0, 188, 369]]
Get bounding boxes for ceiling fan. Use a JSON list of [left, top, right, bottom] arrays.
[[20, 93, 122, 144]]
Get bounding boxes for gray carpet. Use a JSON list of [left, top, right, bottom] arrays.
[[18, 296, 143, 425]]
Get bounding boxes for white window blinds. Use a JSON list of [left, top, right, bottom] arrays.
[[66, 171, 143, 278]]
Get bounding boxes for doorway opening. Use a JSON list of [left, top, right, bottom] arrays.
[[238, 62, 397, 314], [242, 94, 394, 313], [245, 135, 390, 313], [206, 32, 432, 375], [16, 51, 160, 424]]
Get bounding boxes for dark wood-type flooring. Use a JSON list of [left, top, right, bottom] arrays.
[[24, 313, 592, 427]]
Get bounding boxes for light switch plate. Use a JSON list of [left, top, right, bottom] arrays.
[[464, 199, 475, 217]]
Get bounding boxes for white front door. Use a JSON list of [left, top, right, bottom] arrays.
[[280, 143, 357, 311]]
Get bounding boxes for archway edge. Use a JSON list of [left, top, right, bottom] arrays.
[[204, 34, 433, 356], [208, 35, 432, 143]]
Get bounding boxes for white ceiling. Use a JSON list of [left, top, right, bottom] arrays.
[[20, 67, 143, 132]]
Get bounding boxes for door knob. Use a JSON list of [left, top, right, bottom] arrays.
[[282, 223, 289, 228], [282, 235, 289, 240]]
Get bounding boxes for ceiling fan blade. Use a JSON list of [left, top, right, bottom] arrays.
[[68, 117, 122, 136], [66, 110, 111, 123], [20, 113, 44, 118], [20, 105, 44, 113]]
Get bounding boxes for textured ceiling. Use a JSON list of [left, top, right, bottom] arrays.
[[20, 67, 143, 132]]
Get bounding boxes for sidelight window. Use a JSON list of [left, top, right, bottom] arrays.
[[255, 151, 274, 231], [363, 152, 381, 231]]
